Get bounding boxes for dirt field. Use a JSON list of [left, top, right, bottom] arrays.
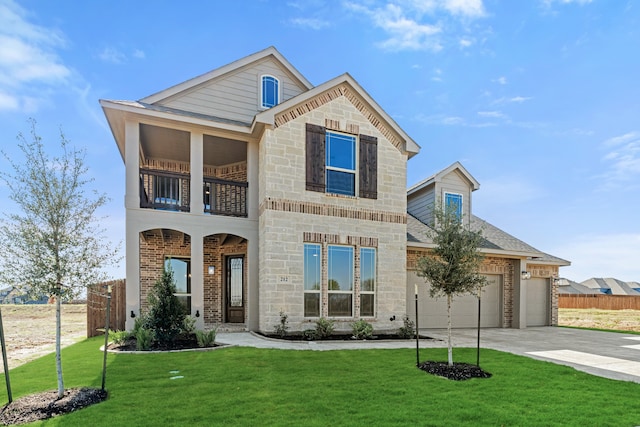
[[0, 304, 86, 372], [558, 308, 640, 332]]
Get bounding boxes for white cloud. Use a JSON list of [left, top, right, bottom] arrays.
[[0, 0, 71, 112], [344, 0, 486, 52], [290, 17, 331, 29], [598, 131, 640, 190], [551, 233, 640, 282], [98, 47, 126, 64], [493, 95, 532, 104], [493, 76, 507, 85], [477, 110, 506, 119], [459, 37, 474, 48], [132, 49, 146, 59]]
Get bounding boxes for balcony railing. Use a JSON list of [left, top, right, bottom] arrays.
[[203, 177, 248, 217], [140, 169, 190, 212], [139, 169, 248, 217]]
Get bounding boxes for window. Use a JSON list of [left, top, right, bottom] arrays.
[[328, 246, 354, 317], [326, 132, 356, 196], [165, 257, 191, 314], [305, 124, 377, 199], [303, 244, 321, 317], [261, 75, 279, 108], [360, 248, 376, 317], [444, 192, 463, 220]]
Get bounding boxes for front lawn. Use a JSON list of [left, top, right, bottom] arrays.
[[1, 337, 639, 426]]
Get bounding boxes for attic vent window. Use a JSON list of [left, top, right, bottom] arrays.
[[261, 75, 279, 108], [444, 192, 463, 220]]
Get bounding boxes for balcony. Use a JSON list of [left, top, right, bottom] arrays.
[[140, 169, 247, 217]]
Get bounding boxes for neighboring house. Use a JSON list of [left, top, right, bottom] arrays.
[[557, 279, 601, 295], [580, 278, 640, 296], [101, 47, 568, 333]]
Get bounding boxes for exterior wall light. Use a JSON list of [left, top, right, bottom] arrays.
[[208, 266, 215, 275], [521, 271, 531, 280]]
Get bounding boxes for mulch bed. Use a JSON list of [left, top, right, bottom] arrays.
[[0, 387, 107, 426], [418, 361, 492, 380]]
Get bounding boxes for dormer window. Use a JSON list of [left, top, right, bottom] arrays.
[[444, 192, 463, 220], [261, 75, 279, 108]]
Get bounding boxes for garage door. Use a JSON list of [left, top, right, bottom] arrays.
[[526, 278, 549, 326], [407, 272, 502, 328]]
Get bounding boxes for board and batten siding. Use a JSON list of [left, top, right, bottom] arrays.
[[159, 58, 307, 124]]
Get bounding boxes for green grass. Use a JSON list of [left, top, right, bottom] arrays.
[[1, 338, 640, 426]]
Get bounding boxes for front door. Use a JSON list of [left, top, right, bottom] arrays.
[[226, 256, 244, 323]]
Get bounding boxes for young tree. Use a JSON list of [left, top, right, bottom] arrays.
[[0, 120, 120, 398], [416, 203, 487, 366]]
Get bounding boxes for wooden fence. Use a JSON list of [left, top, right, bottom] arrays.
[[559, 294, 640, 310], [86, 279, 126, 337]]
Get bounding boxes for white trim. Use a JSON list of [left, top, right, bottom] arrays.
[[259, 74, 281, 109]]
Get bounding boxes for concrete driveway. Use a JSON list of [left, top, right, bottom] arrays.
[[219, 327, 640, 383], [426, 327, 640, 383]]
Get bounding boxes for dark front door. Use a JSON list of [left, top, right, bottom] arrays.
[[226, 256, 244, 323]]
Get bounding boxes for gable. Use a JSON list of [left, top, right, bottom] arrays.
[[257, 74, 420, 158], [152, 57, 308, 125]]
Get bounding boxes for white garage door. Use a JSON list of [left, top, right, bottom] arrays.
[[407, 272, 502, 328], [526, 278, 549, 326]]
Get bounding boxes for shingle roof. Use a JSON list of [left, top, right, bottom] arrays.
[[581, 278, 640, 296], [407, 213, 569, 265]]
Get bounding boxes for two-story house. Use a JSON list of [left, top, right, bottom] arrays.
[[101, 46, 568, 333]]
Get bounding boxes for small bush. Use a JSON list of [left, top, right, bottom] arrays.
[[398, 315, 416, 339], [315, 317, 335, 339], [109, 330, 130, 345], [274, 310, 289, 338], [146, 268, 187, 347], [351, 319, 373, 340], [195, 327, 217, 348], [135, 328, 153, 351], [183, 316, 197, 336], [302, 329, 317, 341]]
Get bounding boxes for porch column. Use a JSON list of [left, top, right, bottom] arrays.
[[246, 230, 260, 330], [246, 139, 259, 220], [124, 120, 140, 330], [124, 120, 140, 210], [191, 232, 205, 329], [512, 259, 527, 329], [190, 132, 204, 214]]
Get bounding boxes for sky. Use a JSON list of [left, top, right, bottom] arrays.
[[0, 0, 639, 283]]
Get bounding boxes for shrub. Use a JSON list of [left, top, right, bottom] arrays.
[[135, 328, 153, 351], [108, 330, 130, 345], [195, 327, 217, 348], [302, 329, 317, 341], [351, 319, 373, 340], [398, 315, 416, 339], [315, 317, 335, 339], [274, 310, 289, 338], [183, 316, 197, 336], [146, 268, 187, 347]]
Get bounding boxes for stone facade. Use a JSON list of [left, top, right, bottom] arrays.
[[258, 94, 409, 333]]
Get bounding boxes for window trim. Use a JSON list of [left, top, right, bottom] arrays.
[[444, 191, 463, 220], [327, 245, 354, 318], [325, 131, 357, 197], [164, 256, 191, 314], [359, 247, 376, 318], [303, 244, 321, 318], [260, 74, 280, 109]]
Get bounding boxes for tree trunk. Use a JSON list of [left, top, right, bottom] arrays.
[[447, 294, 453, 366], [55, 295, 64, 398]]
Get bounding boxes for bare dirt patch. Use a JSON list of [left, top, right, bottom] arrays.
[[558, 308, 640, 332], [0, 304, 86, 372]]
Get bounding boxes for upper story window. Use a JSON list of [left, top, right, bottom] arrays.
[[261, 75, 279, 108], [305, 123, 378, 199], [326, 132, 356, 196], [444, 192, 463, 220]]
